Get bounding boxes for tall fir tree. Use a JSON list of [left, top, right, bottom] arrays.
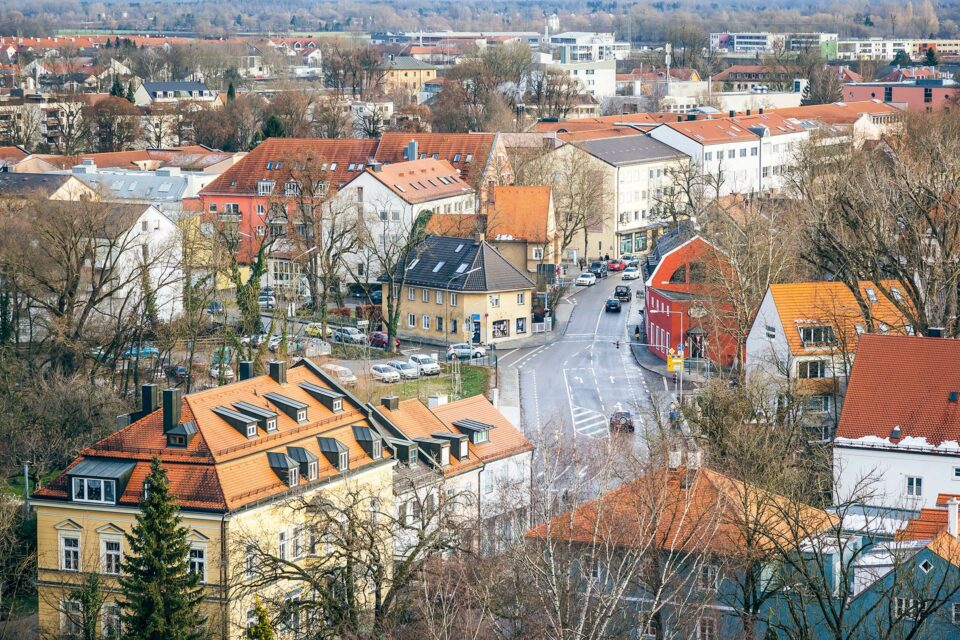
[[925, 47, 940, 67], [110, 77, 124, 98], [119, 458, 206, 640], [227, 82, 236, 102], [126, 82, 136, 103], [245, 598, 275, 640]]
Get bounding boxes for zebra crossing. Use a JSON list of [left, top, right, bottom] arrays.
[[571, 405, 609, 439]]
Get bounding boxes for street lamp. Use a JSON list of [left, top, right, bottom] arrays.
[[646, 307, 686, 403], [444, 267, 481, 347]]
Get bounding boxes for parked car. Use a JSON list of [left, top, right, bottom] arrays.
[[588, 261, 608, 279], [609, 411, 635, 433], [605, 298, 622, 313], [210, 364, 235, 380], [575, 272, 597, 287], [622, 266, 641, 280], [303, 338, 332, 357], [447, 343, 486, 360], [369, 289, 383, 304], [267, 334, 297, 352], [607, 259, 626, 272], [175, 366, 190, 383], [370, 364, 401, 383], [333, 327, 367, 344], [258, 294, 276, 310], [321, 363, 357, 386], [305, 322, 331, 338], [240, 333, 268, 347], [614, 285, 633, 302], [387, 360, 420, 379], [369, 331, 400, 350], [409, 354, 441, 376], [620, 254, 636, 264], [123, 344, 160, 359], [207, 300, 225, 314]]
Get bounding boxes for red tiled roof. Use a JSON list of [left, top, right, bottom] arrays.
[[373, 132, 496, 184], [836, 335, 960, 447], [363, 158, 473, 204], [772, 100, 901, 125], [0, 145, 28, 164], [487, 185, 552, 243]]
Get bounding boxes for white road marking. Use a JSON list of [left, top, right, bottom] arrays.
[[609, 376, 616, 384]]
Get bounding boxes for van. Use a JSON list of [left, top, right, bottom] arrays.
[[321, 363, 357, 386]]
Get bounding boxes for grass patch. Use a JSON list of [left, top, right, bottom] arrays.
[[350, 363, 491, 405], [1, 470, 60, 498]]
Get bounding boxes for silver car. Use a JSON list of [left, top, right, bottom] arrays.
[[370, 364, 401, 383], [387, 360, 420, 379], [409, 354, 441, 375]]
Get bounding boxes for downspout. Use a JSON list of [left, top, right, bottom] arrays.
[[221, 512, 230, 640]]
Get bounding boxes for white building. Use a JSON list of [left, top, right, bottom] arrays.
[[549, 31, 630, 62], [833, 334, 960, 511], [835, 38, 917, 61], [546, 58, 617, 99], [710, 32, 837, 54], [648, 112, 808, 195], [133, 81, 217, 107]]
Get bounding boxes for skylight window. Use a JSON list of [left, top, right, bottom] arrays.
[[330, 163, 337, 170], [465, 154, 473, 162], [407, 258, 420, 269], [158, 182, 172, 193], [456, 263, 468, 273], [409, 182, 420, 190], [438, 176, 449, 184], [394, 184, 405, 192], [348, 163, 356, 171], [455, 243, 464, 253], [266, 161, 274, 169], [432, 261, 445, 272], [321, 163, 327, 171], [127, 182, 138, 191], [453, 154, 461, 162]]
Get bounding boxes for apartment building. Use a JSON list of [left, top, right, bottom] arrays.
[[844, 79, 959, 111], [548, 31, 630, 62]]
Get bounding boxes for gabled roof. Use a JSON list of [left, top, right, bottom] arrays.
[[772, 100, 901, 126], [374, 132, 498, 184], [0, 145, 28, 166], [0, 172, 86, 198], [836, 335, 960, 449], [487, 185, 553, 243], [386, 236, 534, 293], [361, 158, 473, 204], [379, 56, 436, 71], [142, 81, 209, 93], [766, 281, 909, 356], [579, 133, 685, 166]]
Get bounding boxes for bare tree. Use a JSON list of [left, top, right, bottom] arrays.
[[53, 99, 90, 156], [6, 105, 41, 150], [527, 69, 580, 121], [548, 146, 611, 259]]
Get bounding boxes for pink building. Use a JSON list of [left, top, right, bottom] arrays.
[[844, 79, 959, 111]]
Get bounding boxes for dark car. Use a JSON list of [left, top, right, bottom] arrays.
[[370, 331, 400, 350], [610, 411, 635, 433], [614, 285, 633, 302], [605, 298, 622, 313], [588, 261, 608, 279], [369, 289, 383, 304]]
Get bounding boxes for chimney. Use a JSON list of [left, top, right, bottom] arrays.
[[677, 115, 682, 122], [238, 361, 253, 381], [427, 394, 447, 408], [746, 109, 751, 115], [162, 388, 182, 434], [668, 450, 682, 469], [728, 109, 735, 117], [268, 360, 287, 384], [759, 107, 764, 114], [475, 231, 485, 244], [928, 327, 945, 338], [141, 383, 160, 414], [381, 395, 400, 411], [949, 497, 959, 537], [406, 139, 418, 161]]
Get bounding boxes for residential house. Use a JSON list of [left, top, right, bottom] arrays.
[[746, 281, 910, 438], [843, 79, 959, 111], [833, 335, 960, 512], [648, 112, 809, 195], [548, 32, 630, 63], [426, 185, 560, 278], [380, 235, 535, 346], [374, 393, 533, 554], [379, 55, 437, 98], [713, 65, 797, 91], [133, 81, 217, 107], [543, 58, 617, 100], [771, 100, 903, 147], [32, 360, 398, 640], [0, 172, 97, 200], [879, 66, 952, 83], [577, 134, 688, 257], [642, 223, 738, 367], [0, 144, 28, 170]]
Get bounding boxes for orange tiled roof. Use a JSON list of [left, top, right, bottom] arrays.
[[768, 280, 909, 356], [373, 132, 497, 184], [425, 214, 483, 237], [836, 334, 960, 448], [364, 158, 473, 204], [526, 466, 834, 556], [772, 100, 901, 125], [0, 145, 28, 164], [487, 185, 552, 243], [34, 361, 392, 512]]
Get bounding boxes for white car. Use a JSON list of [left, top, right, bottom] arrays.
[[575, 272, 597, 286], [267, 334, 297, 352], [387, 360, 420, 379], [622, 266, 641, 280], [321, 363, 357, 386], [370, 364, 401, 383], [210, 364, 235, 380], [447, 343, 486, 360], [409, 354, 441, 376]]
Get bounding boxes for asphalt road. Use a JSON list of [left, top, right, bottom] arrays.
[[500, 273, 674, 451]]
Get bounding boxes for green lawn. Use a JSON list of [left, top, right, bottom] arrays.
[[351, 363, 491, 405], [1, 470, 60, 498]]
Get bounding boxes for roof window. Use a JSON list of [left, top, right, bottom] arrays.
[[456, 263, 468, 273], [394, 184, 405, 192], [432, 261, 445, 273]]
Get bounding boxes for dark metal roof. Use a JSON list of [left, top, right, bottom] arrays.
[[317, 436, 348, 454], [68, 457, 136, 479], [0, 172, 72, 196], [643, 220, 696, 280], [299, 381, 342, 401], [233, 402, 277, 420], [264, 392, 309, 410], [286, 446, 318, 464], [580, 134, 684, 167], [452, 418, 495, 433], [167, 421, 198, 437], [267, 452, 298, 470], [352, 425, 382, 443], [385, 236, 534, 293]]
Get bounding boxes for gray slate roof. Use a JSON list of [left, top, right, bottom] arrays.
[[580, 134, 685, 167], [142, 81, 209, 93], [384, 235, 534, 293], [0, 172, 73, 196], [378, 56, 436, 70]]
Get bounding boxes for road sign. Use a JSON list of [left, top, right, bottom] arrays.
[[667, 355, 684, 372], [676, 343, 684, 354], [356, 319, 369, 329]]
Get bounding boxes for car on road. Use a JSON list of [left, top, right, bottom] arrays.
[[267, 334, 298, 352], [369, 331, 400, 350], [622, 266, 641, 280], [588, 261, 608, 279], [210, 364, 235, 381], [605, 298, 622, 313], [304, 322, 331, 338], [575, 272, 597, 286], [321, 363, 357, 386], [387, 360, 420, 379], [447, 343, 486, 360], [123, 344, 160, 359], [257, 294, 276, 310], [333, 327, 367, 344], [370, 364, 401, 383], [614, 285, 633, 302], [409, 354, 441, 376], [607, 259, 626, 271], [609, 411, 635, 433]]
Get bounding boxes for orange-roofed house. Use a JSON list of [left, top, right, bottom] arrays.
[[771, 100, 903, 146], [31, 359, 399, 640], [746, 281, 911, 438]]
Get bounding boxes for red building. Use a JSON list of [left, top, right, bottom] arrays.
[[844, 79, 958, 111], [642, 226, 737, 367]]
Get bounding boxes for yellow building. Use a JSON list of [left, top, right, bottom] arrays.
[[32, 359, 397, 640], [381, 235, 536, 346], [379, 55, 437, 97]]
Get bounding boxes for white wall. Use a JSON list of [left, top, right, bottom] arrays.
[[745, 288, 790, 384], [114, 205, 183, 321], [834, 445, 960, 510]]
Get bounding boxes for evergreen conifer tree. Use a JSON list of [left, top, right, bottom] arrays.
[[110, 77, 124, 97], [245, 598, 275, 640], [925, 47, 940, 66], [126, 82, 136, 103], [119, 458, 206, 640], [227, 82, 236, 102]]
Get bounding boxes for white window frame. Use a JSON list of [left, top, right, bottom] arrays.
[[188, 543, 207, 584], [61, 534, 81, 571], [697, 617, 717, 640], [338, 451, 349, 470], [72, 477, 117, 504], [422, 288, 430, 302], [450, 293, 457, 307], [517, 292, 525, 305], [907, 476, 923, 498], [532, 247, 544, 260], [407, 313, 416, 328], [308, 461, 318, 481], [489, 294, 500, 308], [101, 602, 121, 639], [408, 287, 415, 301], [279, 530, 288, 560], [101, 536, 122, 575], [422, 315, 430, 330], [61, 599, 83, 638], [436, 290, 443, 304]]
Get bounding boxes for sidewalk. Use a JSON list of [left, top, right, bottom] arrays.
[[630, 341, 703, 391], [489, 284, 585, 350]]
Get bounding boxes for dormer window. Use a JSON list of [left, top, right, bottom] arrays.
[[308, 461, 318, 481], [72, 478, 116, 504], [287, 467, 299, 487], [339, 451, 349, 471], [474, 430, 489, 444], [246, 424, 257, 438], [372, 440, 382, 459], [332, 399, 343, 412], [257, 180, 274, 196], [453, 418, 494, 445], [297, 409, 306, 422], [169, 434, 186, 446], [68, 459, 134, 505], [318, 437, 350, 471], [267, 419, 277, 432]]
